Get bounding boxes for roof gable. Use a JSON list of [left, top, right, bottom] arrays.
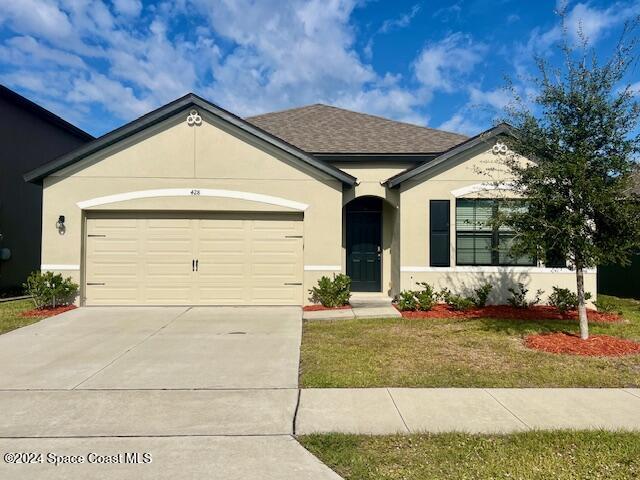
[[24, 94, 356, 186], [246, 104, 467, 154], [385, 123, 513, 188]]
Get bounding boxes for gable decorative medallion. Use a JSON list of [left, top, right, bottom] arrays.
[[186, 109, 202, 126], [491, 140, 513, 157]]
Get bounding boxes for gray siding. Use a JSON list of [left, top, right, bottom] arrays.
[[0, 95, 89, 289]]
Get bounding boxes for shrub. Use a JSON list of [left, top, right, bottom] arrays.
[[593, 298, 621, 314], [308, 274, 351, 307], [472, 283, 493, 308], [548, 287, 592, 314], [396, 290, 418, 311], [24, 271, 78, 309], [507, 283, 543, 309], [414, 282, 437, 311], [439, 288, 475, 311]]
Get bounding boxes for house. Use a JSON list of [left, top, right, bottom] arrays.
[[0, 86, 93, 292], [24, 93, 596, 306], [597, 170, 640, 299]]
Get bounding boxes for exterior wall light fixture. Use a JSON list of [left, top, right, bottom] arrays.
[[56, 215, 66, 234]]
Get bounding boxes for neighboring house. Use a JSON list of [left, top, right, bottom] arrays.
[[0, 86, 93, 291], [25, 94, 596, 306], [597, 170, 640, 299]]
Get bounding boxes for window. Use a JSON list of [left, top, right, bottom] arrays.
[[456, 199, 536, 266]]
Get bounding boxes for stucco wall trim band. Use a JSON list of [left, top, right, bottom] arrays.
[[76, 188, 310, 211], [304, 265, 342, 271], [401, 266, 596, 274], [41, 264, 80, 271]]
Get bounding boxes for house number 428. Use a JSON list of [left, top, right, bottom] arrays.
[[190, 189, 201, 196]]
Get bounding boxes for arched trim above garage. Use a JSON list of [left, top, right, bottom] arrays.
[[76, 188, 310, 211]]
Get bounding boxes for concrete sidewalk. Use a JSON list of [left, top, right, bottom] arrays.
[[295, 388, 640, 434]]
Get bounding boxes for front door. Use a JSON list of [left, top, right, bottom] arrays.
[[346, 197, 382, 292]]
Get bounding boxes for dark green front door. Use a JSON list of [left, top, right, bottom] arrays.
[[346, 197, 382, 292]]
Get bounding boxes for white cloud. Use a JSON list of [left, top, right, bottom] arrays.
[[365, 4, 422, 60], [333, 86, 430, 126], [112, 0, 142, 17], [67, 72, 153, 118], [414, 33, 487, 92], [380, 4, 421, 33], [524, 1, 640, 54], [0, 0, 493, 134], [5, 35, 86, 68], [506, 14, 520, 24], [438, 112, 484, 135], [0, 0, 74, 41], [564, 2, 634, 43], [468, 87, 511, 111]]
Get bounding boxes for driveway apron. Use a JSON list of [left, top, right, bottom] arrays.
[[0, 306, 342, 479]]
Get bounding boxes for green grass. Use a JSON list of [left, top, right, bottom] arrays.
[[299, 431, 640, 480], [300, 295, 640, 388], [0, 299, 41, 335]]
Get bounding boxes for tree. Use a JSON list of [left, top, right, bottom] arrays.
[[490, 18, 640, 339]]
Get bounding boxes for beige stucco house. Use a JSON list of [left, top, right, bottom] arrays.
[[25, 94, 595, 306]]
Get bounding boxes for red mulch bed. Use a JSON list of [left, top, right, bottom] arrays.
[[303, 304, 352, 312], [525, 332, 640, 357], [21, 305, 77, 318], [396, 304, 623, 323]]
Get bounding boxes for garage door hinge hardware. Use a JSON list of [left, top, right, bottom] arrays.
[[87, 234, 107, 237], [86, 282, 105, 286], [285, 235, 303, 238], [284, 282, 302, 285]]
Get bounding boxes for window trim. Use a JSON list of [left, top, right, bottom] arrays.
[[455, 198, 537, 267]]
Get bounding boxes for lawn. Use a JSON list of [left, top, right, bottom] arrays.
[[0, 298, 42, 335], [299, 431, 640, 480], [300, 295, 640, 388]]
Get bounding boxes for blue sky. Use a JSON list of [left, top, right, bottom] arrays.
[[0, 0, 638, 137]]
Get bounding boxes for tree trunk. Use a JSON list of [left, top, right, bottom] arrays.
[[576, 265, 589, 340]]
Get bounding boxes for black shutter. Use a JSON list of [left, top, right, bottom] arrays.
[[430, 200, 450, 267]]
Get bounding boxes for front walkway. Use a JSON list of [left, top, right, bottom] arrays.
[[295, 388, 640, 434], [303, 293, 401, 320]]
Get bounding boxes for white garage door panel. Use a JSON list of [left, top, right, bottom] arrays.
[[195, 216, 302, 305], [85, 213, 303, 305]]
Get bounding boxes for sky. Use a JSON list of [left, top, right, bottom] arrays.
[[0, 0, 639, 137]]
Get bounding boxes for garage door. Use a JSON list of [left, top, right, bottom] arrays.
[[84, 213, 303, 305]]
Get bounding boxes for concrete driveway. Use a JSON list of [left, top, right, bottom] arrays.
[[0, 306, 301, 390], [0, 307, 342, 479]]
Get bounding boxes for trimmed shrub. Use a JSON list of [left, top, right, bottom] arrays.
[[548, 286, 592, 314], [308, 274, 351, 307], [593, 298, 621, 314], [507, 283, 543, 309], [24, 271, 78, 309], [472, 283, 493, 308], [396, 290, 418, 311], [439, 288, 475, 311], [414, 282, 438, 311]]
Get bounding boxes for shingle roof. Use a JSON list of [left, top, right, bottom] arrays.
[[245, 104, 468, 154]]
